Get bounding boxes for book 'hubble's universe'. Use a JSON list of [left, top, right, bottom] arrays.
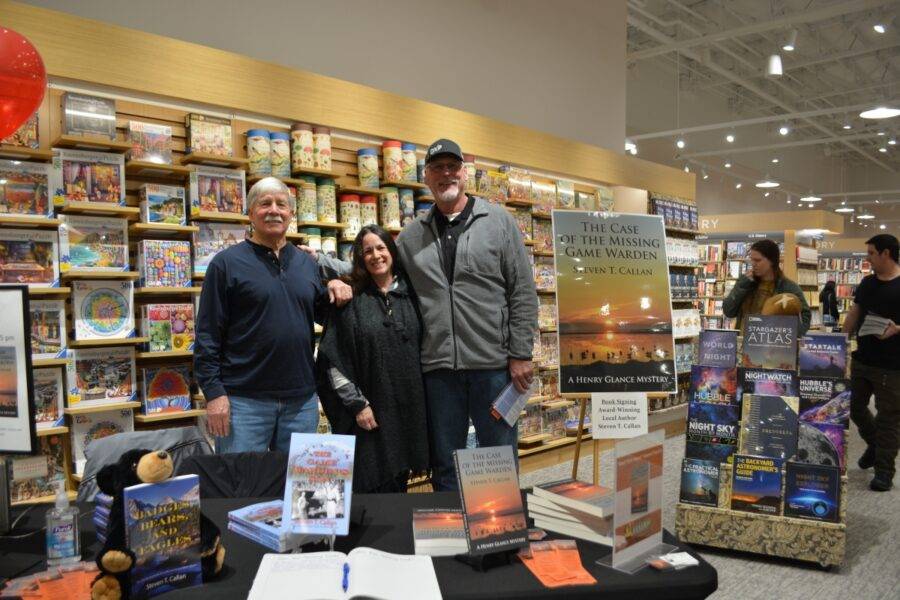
[[799, 377, 850, 429], [741, 315, 798, 370]]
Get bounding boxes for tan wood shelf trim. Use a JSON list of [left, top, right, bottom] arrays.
[[533, 250, 554, 257], [536, 288, 556, 295], [382, 180, 428, 190], [129, 222, 199, 236], [134, 409, 207, 423], [12, 490, 77, 507], [52, 134, 131, 153], [0, 144, 53, 161], [181, 152, 248, 168], [0, 215, 61, 228], [296, 220, 349, 230], [517, 433, 551, 447], [285, 232, 308, 242], [134, 286, 202, 295], [125, 160, 192, 179], [61, 270, 140, 280], [32, 357, 70, 368], [336, 184, 381, 195], [291, 166, 336, 178], [190, 211, 250, 223], [68, 337, 150, 348], [135, 350, 193, 360], [28, 286, 71, 296], [64, 401, 142, 415], [57, 201, 140, 219], [37, 425, 69, 436], [247, 174, 324, 187]]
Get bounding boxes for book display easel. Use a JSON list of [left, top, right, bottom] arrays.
[[675, 322, 848, 567]]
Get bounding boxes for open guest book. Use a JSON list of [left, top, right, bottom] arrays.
[[246, 548, 443, 600]]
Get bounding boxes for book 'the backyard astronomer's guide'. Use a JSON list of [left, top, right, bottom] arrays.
[[553, 211, 676, 393]]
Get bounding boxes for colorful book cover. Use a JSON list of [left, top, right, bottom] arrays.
[[138, 240, 192, 288], [66, 346, 136, 408], [8, 434, 66, 503], [783, 462, 840, 522], [454, 445, 528, 555], [33, 367, 64, 428], [575, 190, 597, 211], [799, 377, 850, 428], [797, 421, 845, 472], [0, 159, 51, 218], [738, 367, 798, 399], [188, 166, 246, 216], [29, 300, 67, 360], [740, 315, 799, 370], [613, 431, 664, 566], [70, 408, 134, 474], [530, 181, 556, 216], [72, 279, 135, 340], [532, 218, 553, 252], [684, 440, 735, 465], [142, 303, 195, 352], [697, 329, 738, 368], [412, 508, 466, 555], [282, 433, 355, 537], [730, 455, 784, 515], [542, 405, 567, 439], [51, 149, 125, 205], [555, 180, 575, 209], [59, 214, 129, 272], [191, 222, 246, 276], [62, 92, 116, 139], [128, 121, 173, 165], [689, 365, 737, 404], [512, 206, 532, 240], [679, 458, 720, 507], [0, 227, 59, 287], [1, 111, 38, 148], [687, 400, 740, 446], [124, 474, 202, 599], [532, 478, 614, 518], [184, 113, 233, 157], [139, 183, 186, 225], [141, 366, 191, 414], [739, 394, 800, 460], [798, 333, 848, 378]]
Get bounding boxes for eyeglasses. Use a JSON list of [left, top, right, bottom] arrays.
[[426, 161, 463, 174]]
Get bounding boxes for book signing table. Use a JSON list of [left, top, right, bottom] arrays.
[[1, 491, 717, 600]]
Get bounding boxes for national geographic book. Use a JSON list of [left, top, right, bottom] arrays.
[[740, 315, 798, 370], [798, 377, 850, 429]]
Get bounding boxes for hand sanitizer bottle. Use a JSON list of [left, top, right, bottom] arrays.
[[46, 488, 80, 566]]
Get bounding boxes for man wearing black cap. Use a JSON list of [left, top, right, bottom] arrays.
[[314, 138, 538, 491]]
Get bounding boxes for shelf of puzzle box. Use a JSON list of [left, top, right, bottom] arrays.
[[531, 211, 552, 220], [57, 201, 140, 219], [64, 401, 142, 416], [291, 165, 336, 178], [417, 195, 435, 201], [504, 198, 536, 208], [669, 264, 700, 270], [12, 491, 78, 507], [125, 160, 193, 180], [0, 144, 54, 162], [532, 250, 554, 257], [61, 270, 140, 280], [541, 399, 575, 411], [296, 220, 349, 230], [527, 395, 551, 406], [336, 184, 381, 195], [536, 288, 556, 295], [0, 215, 61, 229], [129, 222, 200, 237], [37, 425, 69, 437], [517, 433, 551, 447], [539, 326, 557, 333], [134, 409, 207, 424], [135, 350, 193, 361], [32, 357, 70, 368], [190, 211, 250, 224], [28, 286, 71, 297], [180, 152, 249, 169], [52, 135, 132, 153], [384, 226, 402, 235], [134, 286, 202, 296], [382, 180, 429, 191], [68, 337, 150, 349]]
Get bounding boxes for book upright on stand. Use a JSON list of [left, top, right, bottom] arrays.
[[741, 315, 799, 370]]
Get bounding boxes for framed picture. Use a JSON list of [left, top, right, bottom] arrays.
[[0, 285, 37, 454]]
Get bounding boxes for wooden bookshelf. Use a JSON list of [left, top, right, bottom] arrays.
[[0, 215, 61, 228], [190, 211, 250, 223], [28, 286, 71, 296], [32, 357, 70, 368], [61, 270, 140, 280], [52, 134, 131, 153], [125, 160, 192, 179], [382, 180, 429, 190], [37, 425, 69, 437], [285, 231, 308, 242], [247, 174, 320, 187], [134, 286, 202, 296], [68, 337, 150, 348], [64, 401, 142, 415], [0, 144, 53, 161], [291, 165, 336, 178], [181, 152, 248, 168], [336, 184, 381, 195], [134, 409, 206, 424], [129, 222, 199, 236], [296, 220, 349, 230], [135, 350, 193, 360], [57, 201, 140, 219]]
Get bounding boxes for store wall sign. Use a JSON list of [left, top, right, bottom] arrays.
[[552, 211, 676, 393]]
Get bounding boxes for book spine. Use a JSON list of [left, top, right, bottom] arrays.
[[452, 454, 474, 554]]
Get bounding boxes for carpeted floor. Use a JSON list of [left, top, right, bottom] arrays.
[[519, 426, 900, 600]]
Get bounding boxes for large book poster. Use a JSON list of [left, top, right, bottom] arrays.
[[553, 211, 675, 393], [613, 430, 664, 569]]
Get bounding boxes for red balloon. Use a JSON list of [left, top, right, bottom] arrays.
[[0, 28, 47, 141]]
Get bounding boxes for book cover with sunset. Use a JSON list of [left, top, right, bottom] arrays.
[[730, 455, 784, 515], [613, 432, 664, 561], [531, 478, 614, 518], [454, 446, 528, 555], [553, 211, 676, 394]]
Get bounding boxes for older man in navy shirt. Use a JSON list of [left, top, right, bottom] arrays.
[[195, 177, 334, 453]]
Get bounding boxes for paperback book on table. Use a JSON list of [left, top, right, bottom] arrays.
[[738, 394, 800, 460], [412, 508, 467, 557], [454, 445, 528, 555], [730, 455, 784, 516], [783, 462, 840, 523], [740, 315, 798, 370], [228, 499, 322, 552], [530, 478, 614, 519]]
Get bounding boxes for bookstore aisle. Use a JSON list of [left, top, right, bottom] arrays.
[[520, 425, 900, 600]]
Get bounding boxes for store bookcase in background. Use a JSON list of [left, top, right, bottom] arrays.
[[818, 256, 870, 327]]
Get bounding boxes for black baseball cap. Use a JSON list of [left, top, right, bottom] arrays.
[[425, 138, 464, 164]]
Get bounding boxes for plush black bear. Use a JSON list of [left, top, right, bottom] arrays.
[[90, 449, 225, 600]]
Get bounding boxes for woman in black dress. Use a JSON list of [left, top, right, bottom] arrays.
[[316, 225, 429, 493], [819, 280, 840, 329]]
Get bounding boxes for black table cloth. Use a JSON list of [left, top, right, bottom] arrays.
[[1, 492, 717, 599]]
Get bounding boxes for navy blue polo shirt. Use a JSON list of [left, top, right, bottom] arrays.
[[194, 239, 326, 400]]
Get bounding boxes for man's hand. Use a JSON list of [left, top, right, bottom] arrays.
[[327, 279, 353, 307], [297, 244, 317, 258], [509, 358, 535, 394], [206, 395, 230, 438], [356, 406, 378, 430], [879, 320, 899, 340]]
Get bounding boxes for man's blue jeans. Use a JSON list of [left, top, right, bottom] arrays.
[[424, 368, 518, 491], [215, 393, 319, 455]]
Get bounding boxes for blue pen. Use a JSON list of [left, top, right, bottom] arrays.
[[342, 562, 350, 593]]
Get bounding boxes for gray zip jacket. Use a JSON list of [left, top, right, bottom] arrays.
[[319, 195, 538, 372]]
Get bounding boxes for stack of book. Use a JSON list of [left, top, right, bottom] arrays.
[[228, 500, 321, 552], [94, 492, 112, 544], [526, 478, 614, 545], [411, 508, 467, 557]]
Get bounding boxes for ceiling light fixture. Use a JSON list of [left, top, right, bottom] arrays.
[[625, 140, 637, 155], [755, 177, 779, 188], [834, 206, 855, 213], [683, 163, 690, 173], [778, 124, 790, 136], [701, 169, 709, 180], [800, 193, 822, 202], [874, 23, 886, 34], [766, 54, 783, 78], [726, 133, 735, 143], [772, 157, 780, 163], [782, 29, 798, 52], [735, 182, 742, 189], [724, 161, 732, 168], [880, 224, 887, 230], [676, 137, 686, 149], [889, 138, 897, 145], [857, 213, 876, 220], [765, 192, 771, 197], [860, 106, 900, 119], [878, 131, 886, 136], [843, 122, 852, 130], [879, 147, 888, 153]]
